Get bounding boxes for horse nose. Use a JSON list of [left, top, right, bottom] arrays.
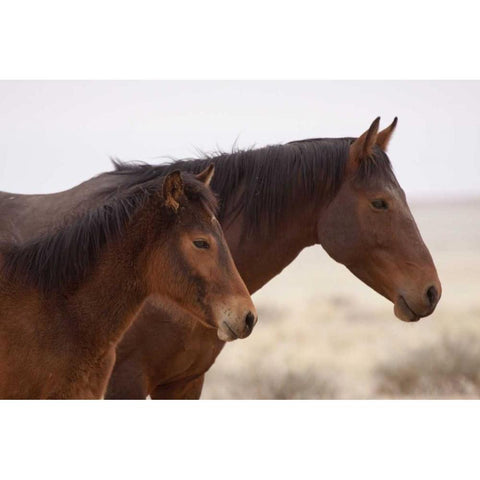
[[425, 285, 439, 309], [245, 311, 257, 332]]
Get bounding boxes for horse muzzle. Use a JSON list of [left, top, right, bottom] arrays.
[[217, 311, 258, 342], [394, 282, 442, 322]]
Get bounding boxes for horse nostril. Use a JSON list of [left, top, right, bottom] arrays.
[[426, 285, 438, 307], [245, 311, 256, 331]]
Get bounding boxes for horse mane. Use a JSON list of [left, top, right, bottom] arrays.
[[111, 137, 396, 236], [1, 173, 217, 294]]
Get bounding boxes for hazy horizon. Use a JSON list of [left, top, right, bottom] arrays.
[[0, 81, 479, 200]]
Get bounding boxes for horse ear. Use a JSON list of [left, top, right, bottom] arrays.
[[376, 117, 398, 151], [348, 117, 380, 170], [163, 170, 184, 212], [196, 164, 215, 186]]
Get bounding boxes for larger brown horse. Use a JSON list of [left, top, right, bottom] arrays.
[[0, 118, 441, 399], [0, 167, 256, 398]]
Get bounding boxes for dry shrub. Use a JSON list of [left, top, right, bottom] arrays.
[[205, 368, 338, 399], [375, 334, 480, 398]]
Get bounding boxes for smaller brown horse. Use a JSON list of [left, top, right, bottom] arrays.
[[0, 166, 256, 399]]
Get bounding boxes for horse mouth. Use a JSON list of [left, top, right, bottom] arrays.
[[394, 296, 421, 322], [217, 321, 239, 342]]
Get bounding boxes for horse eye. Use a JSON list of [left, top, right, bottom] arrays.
[[371, 199, 388, 210], [193, 239, 210, 249]]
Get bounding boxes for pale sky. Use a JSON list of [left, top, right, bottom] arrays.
[[0, 81, 478, 199]]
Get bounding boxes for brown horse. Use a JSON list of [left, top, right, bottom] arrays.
[[0, 167, 256, 398], [0, 117, 441, 399]]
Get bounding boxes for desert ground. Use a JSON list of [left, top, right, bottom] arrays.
[[202, 198, 480, 399]]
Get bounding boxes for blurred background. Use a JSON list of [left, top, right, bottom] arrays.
[[1, 81, 479, 398]]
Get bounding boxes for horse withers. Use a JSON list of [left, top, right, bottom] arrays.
[[0, 166, 256, 398]]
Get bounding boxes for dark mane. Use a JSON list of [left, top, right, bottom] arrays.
[[1, 173, 217, 294], [111, 137, 396, 235]]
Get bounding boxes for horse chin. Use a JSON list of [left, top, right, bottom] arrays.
[[394, 296, 421, 323], [217, 322, 239, 342]]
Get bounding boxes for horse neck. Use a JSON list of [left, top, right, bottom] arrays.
[[222, 195, 318, 294], [66, 208, 158, 353], [207, 140, 350, 293]]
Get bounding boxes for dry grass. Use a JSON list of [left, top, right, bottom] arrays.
[[203, 368, 338, 400], [375, 334, 480, 398]]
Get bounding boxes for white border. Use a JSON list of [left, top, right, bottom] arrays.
[[0, 1, 479, 79], [1, 401, 479, 479]]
